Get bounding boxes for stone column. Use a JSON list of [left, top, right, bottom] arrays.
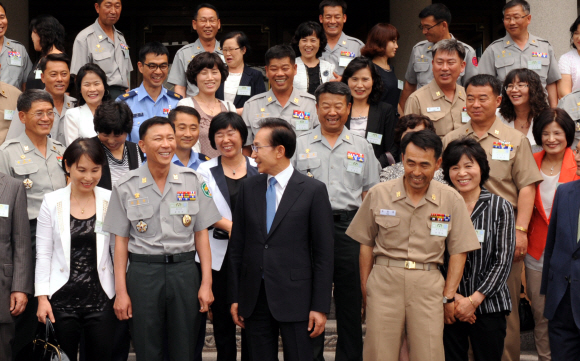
[[3, 0, 29, 49]]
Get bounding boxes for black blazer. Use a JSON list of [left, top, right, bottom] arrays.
[[216, 65, 267, 109], [346, 101, 398, 167], [228, 170, 334, 322], [95, 137, 144, 190]]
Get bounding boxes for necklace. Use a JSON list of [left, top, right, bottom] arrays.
[[198, 97, 218, 116], [224, 158, 245, 176], [72, 193, 92, 214]]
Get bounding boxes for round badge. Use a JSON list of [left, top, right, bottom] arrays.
[[23, 178, 33, 190], [182, 214, 192, 227], [323, 70, 329, 77], [136, 220, 148, 233]]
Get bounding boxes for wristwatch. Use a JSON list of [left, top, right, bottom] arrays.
[[443, 296, 455, 304]]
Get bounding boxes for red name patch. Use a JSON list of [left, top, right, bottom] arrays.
[[472, 57, 478, 67]]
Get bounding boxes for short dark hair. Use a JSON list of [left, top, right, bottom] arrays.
[[194, 3, 219, 19], [257, 118, 296, 158], [62, 137, 106, 174], [75, 63, 111, 106], [341, 57, 384, 104], [419, 3, 452, 24], [93, 100, 133, 136], [40, 53, 70, 72], [503, 0, 530, 15], [221, 31, 251, 59], [532, 108, 576, 148], [361, 23, 400, 59], [138, 42, 169, 64], [29, 15, 66, 56], [265, 45, 296, 67], [168, 106, 201, 126], [465, 74, 502, 97], [208, 112, 248, 150], [499, 69, 548, 123], [394, 114, 436, 147], [186, 52, 228, 86], [319, 0, 347, 15], [17, 89, 54, 112], [139, 116, 175, 140], [432, 38, 466, 62], [0, 2, 6, 16], [400, 130, 443, 159], [291, 22, 327, 59], [441, 137, 490, 187], [570, 16, 580, 49], [314, 81, 352, 104]]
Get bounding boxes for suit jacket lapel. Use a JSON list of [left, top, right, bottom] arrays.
[[252, 175, 268, 240], [365, 103, 381, 137], [59, 185, 72, 270], [569, 185, 580, 249], [267, 171, 304, 238], [246, 156, 259, 177], [212, 156, 232, 210], [233, 67, 253, 106], [95, 188, 105, 270]]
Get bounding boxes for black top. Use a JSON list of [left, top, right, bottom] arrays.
[[225, 174, 247, 212], [306, 63, 321, 96], [216, 65, 267, 108], [95, 137, 144, 191], [50, 214, 112, 312], [25, 59, 44, 90], [375, 64, 400, 114]]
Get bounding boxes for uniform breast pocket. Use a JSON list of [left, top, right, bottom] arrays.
[[174, 200, 200, 234], [424, 111, 448, 136], [375, 214, 401, 241], [495, 57, 515, 80], [538, 57, 550, 82], [93, 51, 112, 64], [488, 147, 516, 182], [414, 62, 431, 85], [13, 163, 39, 179], [342, 158, 362, 190], [426, 220, 451, 251], [127, 205, 156, 237], [296, 158, 321, 176]]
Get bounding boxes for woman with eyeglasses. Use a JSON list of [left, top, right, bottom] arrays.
[[498, 68, 549, 153], [216, 31, 266, 115]]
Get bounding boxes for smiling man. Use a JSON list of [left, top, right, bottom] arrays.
[[169, 106, 208, 170], [242, 45, 318, 155], [117, 42, 182, 142], [292, 81, 380, 361], [405, 39, 467, 138], [0, 3, 32, 90]]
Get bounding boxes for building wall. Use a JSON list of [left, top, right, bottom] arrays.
[[3, 0, 28, 49]]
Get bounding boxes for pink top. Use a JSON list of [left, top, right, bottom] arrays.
[[192, 98, 227, 159]]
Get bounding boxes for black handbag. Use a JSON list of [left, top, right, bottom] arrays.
[[213, 227, 230, 240], [519, 296, 535, 332], [25, 318, 71, 361]]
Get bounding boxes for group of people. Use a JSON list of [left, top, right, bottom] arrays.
[[2, 0, 580, 361]]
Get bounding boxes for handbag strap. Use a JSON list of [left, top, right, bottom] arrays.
[[45, 317, 60, 345]]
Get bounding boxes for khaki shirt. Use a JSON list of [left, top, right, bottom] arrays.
[[5, 94, 76, 146], [0, 82, 21, 145], [167, 39, 224, 97], [478, 33, 561, 88], [71, 19, 133, 88], [556, 89, 580, 148], [291, 126, 381, 211], [0, 132, 66, 219], [442, 117, 543, 207], [404, 80, 466, 137], [0, 38, 33, 89], [346, 177, 480, 264], [320, 32, 364, 76], [103, 163, 222, 255], [404, 36, 478, 89], [242, 88, 319, 145]]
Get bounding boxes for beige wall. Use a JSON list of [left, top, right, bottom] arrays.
[[3, 0, 29, 49]]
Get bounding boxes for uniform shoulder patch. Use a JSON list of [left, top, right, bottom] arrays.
[[167, 90, 182, 100], [413, 40, 429, 48], [201, 181, 212, 198], [300, 92, 316, 100], [0, 138, 19, 150], [115, 170, 140, 186], [347, 36, 364, 46], [197, 152, 210, 161], [118, 90, 137, 101], [297, 130, 313, 138]]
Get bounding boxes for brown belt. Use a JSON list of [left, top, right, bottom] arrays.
[[374, 256, 438, 271]]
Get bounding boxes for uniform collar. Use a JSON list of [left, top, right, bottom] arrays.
[[0, 37, 14, 56], [192, 38, 222, 53], [426, 34, 456, 52], [464, 116, 506, 140], [93, 18, 118, 44], [0, 82, 7, 99], [266, 87, 301, 106], [60, 94, 76, 115], [429, 78, 465, 102], [336, 32, 349, 49], [17, 131, 62, 157], [503, 32, 539, 49], [391, 173, 441, 206], [138, 163, 182, 193], [136, 82, 168, 102]]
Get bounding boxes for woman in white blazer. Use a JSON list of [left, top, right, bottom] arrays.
[[63, 63, 111, 146], [178, 52, 236, 158], [35, 138, 116, 361], [196, 112, 258, 360], [292, 21, 336, 95]]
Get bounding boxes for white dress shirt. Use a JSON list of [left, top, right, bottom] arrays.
[[267, 163, 294, 210]]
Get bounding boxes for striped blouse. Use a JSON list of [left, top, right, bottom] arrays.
[[441, 187, 515, 314]]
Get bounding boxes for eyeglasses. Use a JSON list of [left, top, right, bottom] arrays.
[[573, 148, 580, 156], [503, 14, 529, 23], [222, 47, 240, 54], [143, 63, 169, 71], [196, 18, 218, 25], [28, 111, 55, 119], [505, 83, 529, 91], [418, 21, 443, 32], [251, 144, 274, 153]]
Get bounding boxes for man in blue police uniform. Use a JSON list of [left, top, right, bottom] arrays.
[[169, 106, 209, 171], [117, 42, 182, 142]]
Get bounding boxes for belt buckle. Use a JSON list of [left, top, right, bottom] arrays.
[[404, 260, 416, 269], [164, 254, 174, 263]]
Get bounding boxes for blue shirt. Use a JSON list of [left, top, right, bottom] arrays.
[[172, 150, 206, 171], [116, 83, 182, 142]]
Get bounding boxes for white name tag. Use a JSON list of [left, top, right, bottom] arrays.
[[4, 110, 14, 120], [380, 209, 396, 216], [9, 55, 22, 67], [237, 86, 251, 96], [35, 70, 42, 79], [492, 148, 510, 161], [461, 111, 470, 123], [169, 202, 189, 215], [367, 132, 383, 145], [346, 160, 363, 174], [398, 80, 404, 90], [476, 229, 485, 243], [95, 220, 110, 236], [427, 107, 441, 112], [123, 49, 130, 59], [0, 204, 8, 217], [339, 57, 354, 67], [295, 119, 309, 130], [430, 222, 448, 237], [528, 60, 542, 70]]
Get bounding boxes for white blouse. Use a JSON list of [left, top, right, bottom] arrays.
[[224, 72, 243, 104], [63, 104, 97, 146], [497, 109, 543, 153], [559, 49, 580, 92]]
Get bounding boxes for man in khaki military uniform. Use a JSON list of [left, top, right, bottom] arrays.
[[478, 0, 560, 107], [0, 4, 32, 90], [405, 39, 467, 138], [242, 45, 318, 152], [399, 3, 477, 111], [557, 88, 580, 148], [71, 0, 133, 99], [442, 74, 543, 361], [104, 116, 221, 361], [0, 89, 67, 358], [168, 4, 224, 98], [0, 78, 20, 145], [346, 130, 480, 361], [292, 82, 380, 361]]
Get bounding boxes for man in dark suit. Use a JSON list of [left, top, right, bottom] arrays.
[[228, 117, 334, 361], [541, 141, 580, 359], [0, 173, 32, 360]]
